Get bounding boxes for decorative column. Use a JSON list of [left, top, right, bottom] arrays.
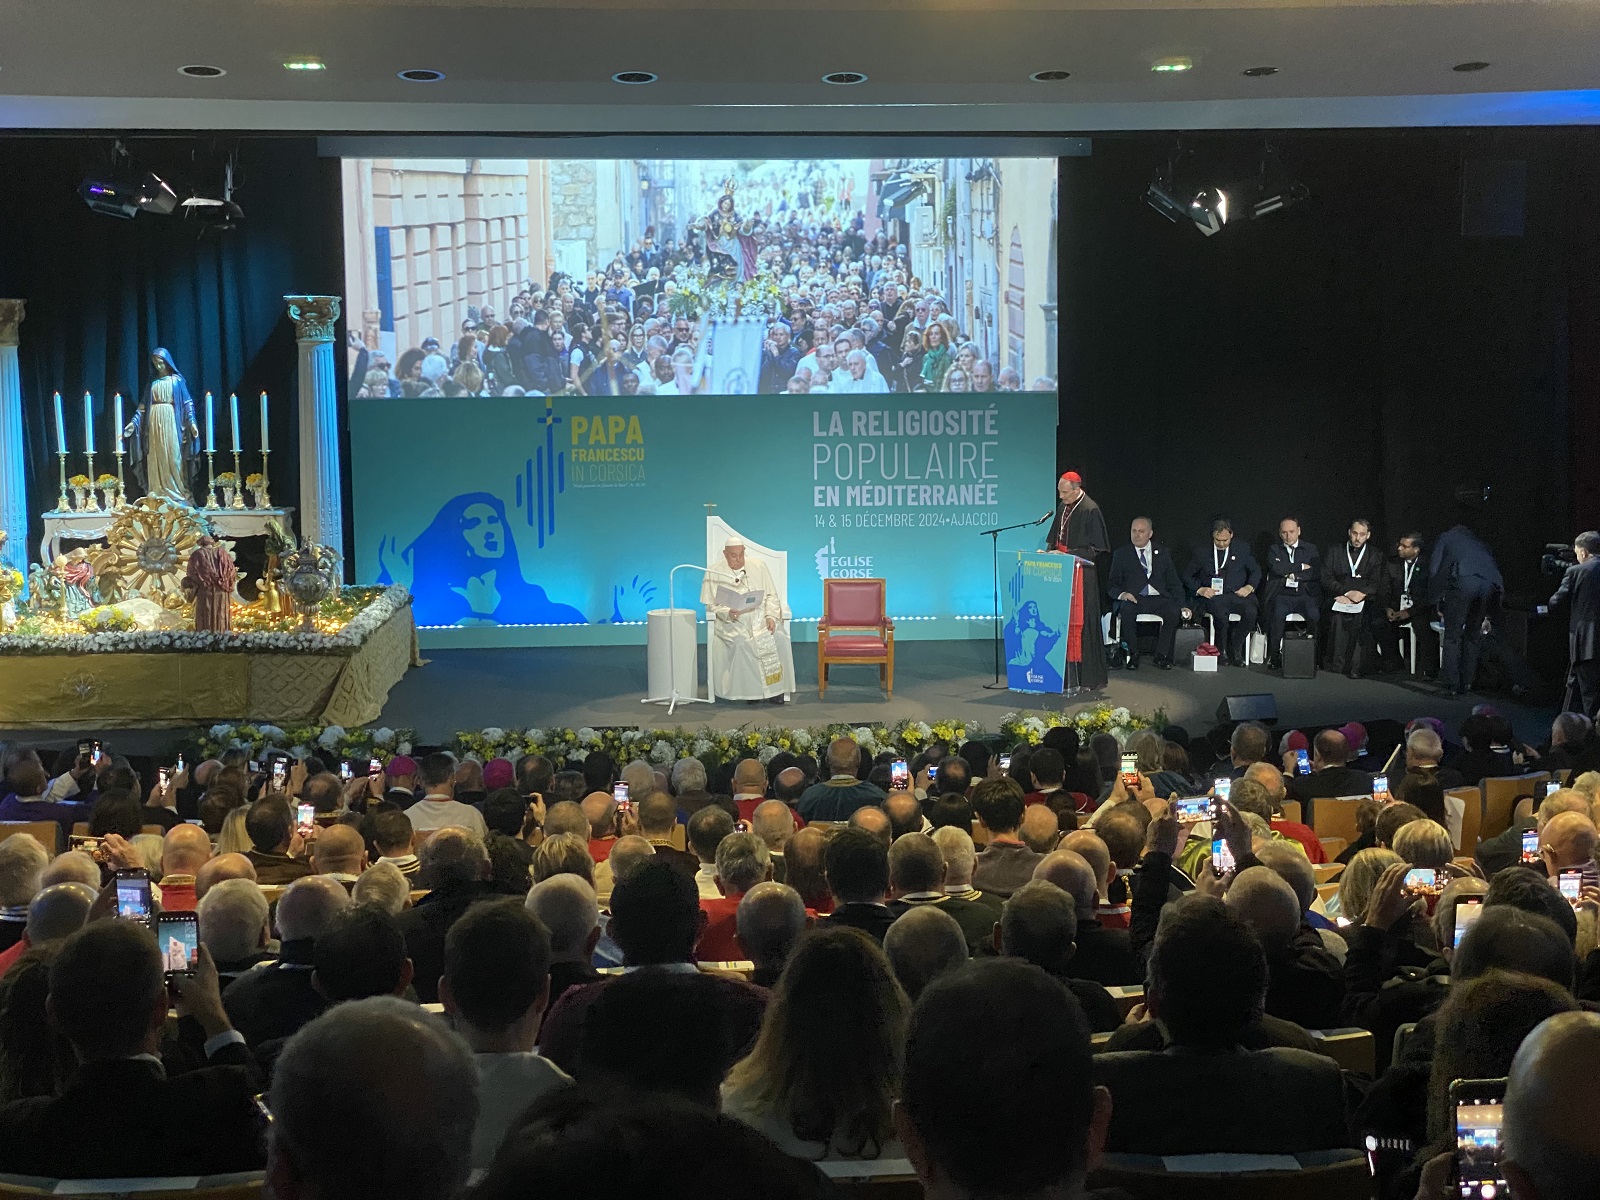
[[0, 300, 26, 575], [284, 295, 344, 569]]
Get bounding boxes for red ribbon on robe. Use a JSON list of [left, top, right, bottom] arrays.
[[1067, 557, 1085, 663]]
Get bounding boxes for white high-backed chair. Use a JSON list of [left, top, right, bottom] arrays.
[[704, 516, 796, 702]]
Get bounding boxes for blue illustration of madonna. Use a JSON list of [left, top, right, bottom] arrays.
[[1004, 599, 1062, 693], [396, 492, 587, 627]]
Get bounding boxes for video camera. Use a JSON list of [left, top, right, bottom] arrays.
[[1543, 542, 1576, 579]]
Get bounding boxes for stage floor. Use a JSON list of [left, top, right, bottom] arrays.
[[375, 639, 1560, 747]]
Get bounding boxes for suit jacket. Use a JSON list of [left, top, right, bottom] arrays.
[[1321, 543, 1384, 607], [1264, 541, 1323, 604], [1094, 1046, 1352, 1156], [1286, 766, 1374, 808], [1071, 919, 1144, 987], [0, 1049, 265, 1178], [1045, 494, 1109, 556], [889, 893, 1001, 957], [1187, 543, 1261, 598], [821, 902, 897, 944], [1550, 558, 1600, 661], [396, 879, 512, 1003], [1378, 556, 1432, 613], [1427, 525, 1504, 604], [1107, 542, 1185, 603], [1265, 924, 1348, 1031]]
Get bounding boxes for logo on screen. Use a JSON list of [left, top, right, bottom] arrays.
[[815, 537, 874, 581]]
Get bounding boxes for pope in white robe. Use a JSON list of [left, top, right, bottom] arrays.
[[702, 536, 790, 702]]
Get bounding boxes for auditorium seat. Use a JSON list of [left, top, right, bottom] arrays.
[[1107, 985, 1144, 1018], [0, 1174, 264, 1199], [821, 1159, 920, 1200], [1310, 797, 1364, 847], [1310, 863, 1341, 885], [0, 821, 60, 855], [1280, 801, 1302, 825], [68, 821, 166, 839], [817, 577, 894, 699], [1449, 785, 1482, 852], [1089, 1152, 1369, 1200], [1481, 774, 1548, 841], [1315, 882, 1340, 907], [1306, 1028, 1375, 1076]]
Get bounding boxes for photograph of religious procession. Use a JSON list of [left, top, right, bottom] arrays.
[[342, 155, 1058, 398]]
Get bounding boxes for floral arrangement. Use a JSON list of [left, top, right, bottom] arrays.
[[0, 584, 409, 656], [215, 472, 239, 486], [999, 703, 1164, 748], [195, 722, 415, 764], [68, 474, 90, 488], [95, 474, 117, 487], [0, 565, 22, 604], [77, 605, 139, 633], [246, 474, 266, 488]]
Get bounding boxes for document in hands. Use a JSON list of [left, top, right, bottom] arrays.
[[1331, 598, 1366, 614], [716, 586, 764, 615]]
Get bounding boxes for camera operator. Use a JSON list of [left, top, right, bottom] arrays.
[[1546, 532, 1600, 719]]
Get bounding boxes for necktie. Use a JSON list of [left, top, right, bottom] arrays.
[[1139, 548, 1151, 595]]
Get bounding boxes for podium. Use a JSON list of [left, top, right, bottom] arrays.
[[1002, 551, 1079, 694], [644, 607, 701, 712]]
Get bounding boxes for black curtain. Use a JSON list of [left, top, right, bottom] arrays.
[[0, 135, 341, 558]]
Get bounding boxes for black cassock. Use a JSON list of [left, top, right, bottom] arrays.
[[1321, 542, 1383, 674], [1045, 493, 1110, 690]]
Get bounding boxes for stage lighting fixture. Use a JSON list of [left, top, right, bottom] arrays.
[[1188, 186, 1229, 236], [1146, 142, 1308, 236], [136, 172, 178, 215], [179, 158, 244, 231], [1144, 178, 1190, 225], [79, 178, 140, 219]]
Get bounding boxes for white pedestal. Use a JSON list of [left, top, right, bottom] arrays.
[[645, 607, 701, 708]]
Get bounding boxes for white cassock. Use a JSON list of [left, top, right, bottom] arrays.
[[702, 555, 791, 700]]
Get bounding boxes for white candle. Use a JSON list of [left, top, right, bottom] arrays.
[[230, 393, 241, 452], [205, 392, 215, 452], [54, 392, 65, 453], [259, 392, 269, 453], [114, 393, 124, 453], [83, 392, 94, 454]]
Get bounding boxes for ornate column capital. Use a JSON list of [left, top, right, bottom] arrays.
[[284, 295, 341, 343], [0, 300, 25, 348]]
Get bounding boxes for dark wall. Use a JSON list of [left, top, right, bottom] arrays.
[[1059, 130, 1597, 597], [0, 136, 341, 556]]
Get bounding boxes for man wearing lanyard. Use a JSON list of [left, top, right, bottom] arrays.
[[1264, 517, 1322, 671], [1375, 532, 1437, 678], [1322, 518, 1383, 679], [1188, 518, 1261, 667]]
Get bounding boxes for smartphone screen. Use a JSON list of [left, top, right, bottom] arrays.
[[1120, 754, 1139, 788], [1175, 798, 1210, 821], [369, 757, 383, 777], [156, 912, 199, 977], [1521, 829, 1541, 864], [1560, 870, 1583, 904], [158, 767, 171, 790], [1211, 836, 1235, 876], [271, 759, 287, 789], [1451, 1079, 1508, 1199], [176, 754, 185, 774], [296, 803, 315, 836], [1373, 775, 1390, 801], [1213, 777, 1231, 803], [612, 781, 630, 806], [927, 762, 940, 781], [1547, 780, 1563, 798], [114, 870, 152, 923], [68, 834, 103, 858], [999, 754, 1012, 771], [1404, 867, 1439, 895], [890, 759, 910, 790], [77, 740, 90, 758], [1295, 749, 1310, 775], [340, 762, 353, 781], [91, 740, 103, 764], [1453, 898, 1484, 949]]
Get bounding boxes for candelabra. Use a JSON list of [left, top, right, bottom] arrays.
[[83, 452, 98, 511], [113, 450, 127, 508], [258, 450, 272, 508], [204, 451, 219, 510], [230, 450, 246, 509], [56, 452, 69, 512]]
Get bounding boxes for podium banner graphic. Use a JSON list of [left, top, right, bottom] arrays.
[[1003, 551, 1075, 694]]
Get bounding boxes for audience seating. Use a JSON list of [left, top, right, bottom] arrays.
[[1310, 863, 1341, 884], [1449, 785, 1483, 851], [1392, 1022, 1419, 1065], [0, 821, 60, 855], [1310, 798, 1364, 846], [1107, 985, 1144, 1018], [1318, 837, 1347, 860], [0, 1175, 264, 1199], [1315, 882, 1340, 906], [817, 577, 894, 699], [821, 1160, 921, 1200], [1089, 1152, 1370, 1200], [1306, 1028, 1375, 1076], [1280, 801, 1302, 825], [1480, 773, 1549, 841], [68, 821, 167, 839]]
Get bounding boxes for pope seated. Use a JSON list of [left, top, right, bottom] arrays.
[[702, 536, 788, 705]]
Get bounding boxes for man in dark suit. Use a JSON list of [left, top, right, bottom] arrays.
[[1286, 730, 1373, 823], [995, 881, 1122, 1032], [223, 874, 348, 1046], [1322, 517, 1384, 679], [1093, 894, 1353, 1157], [1108, 517, 1187, 670], [1548, 532, 1600, 719], [0, 922, 265, 1179], [397, 828, 519, 1004], [1033, 849, 1143, 986], [1263, 517, 1322, 670], [819, 827, 896, 943], [1374, 532, 1439, 678], [1189, 517, 1261, 667], [1429, 521, 1504, 696]]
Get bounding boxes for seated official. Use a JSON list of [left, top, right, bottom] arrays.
[[1189, 517, 1261, 667], [1095, 895, 1353, 1156], [736, 882, 810, 988], [0, 922, 265, 1179], [1264, 516, 1323, 669], [884, 905, 969, 1001], [1033, 849, 1142, 986], [796, 737, 886, 823], [1286, 729, 1373, 816], [1107, 516, 1187, 670], [525, 875, 603, 1007], [888, 831, 998, 956], [1373, 532, 1439, 678], [1242, 761, 1326, 862], [1321, 517, 1384, 678], [244, 797, 314, 885], [398, 827, 520, 1004], [1226, 867, 1346, 1030], [224, 875, 350, 1047]]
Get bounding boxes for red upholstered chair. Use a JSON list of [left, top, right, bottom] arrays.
[[817, 578, 894, 698]]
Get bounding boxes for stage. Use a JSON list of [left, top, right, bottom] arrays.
[[374, 638, 1559, 748]]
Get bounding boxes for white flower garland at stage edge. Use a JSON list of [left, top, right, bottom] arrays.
[[192, 704, 1164, 772]]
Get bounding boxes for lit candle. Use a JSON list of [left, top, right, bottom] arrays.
[[83, 392, 94, 454], [259, 391, 269, 453], [205, 392, 215, 452], [230, 393, 241, 452], [114, 393, 124, 453], [54, 392, 65, 454]]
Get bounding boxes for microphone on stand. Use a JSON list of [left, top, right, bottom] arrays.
[[1035, 510, 1054, 525]]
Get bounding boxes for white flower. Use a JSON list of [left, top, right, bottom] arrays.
[[526, 729, 547, 746], [692, 738, 713, 757], [209, 723, 236, 740], [481, 727, 506, 744], [317, 726, 346, 749], [1111, 707, 1132, 724], [757, 744, 780, 764], [397, 741, 412, 756], [577, 727, 599, 746], [649, 742, 676, 764], [370, 727, 396, 748]]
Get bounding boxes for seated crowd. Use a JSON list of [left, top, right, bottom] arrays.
[[0, 707, 1596, 1199]]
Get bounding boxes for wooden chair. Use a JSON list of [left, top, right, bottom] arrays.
[[817, 577, 894, 699], [1482, 773, 1548, 841], [1449, 785, 1483, 852], [970, 819, 990, 847], [1310, 797, 1365, 846], [1090, 1153, 1370, 1200], [1280, 800, 1302, 825], [1311, 863, 1343, 885], [1106, 985, 1144, 1018], [1318, 837, 1348, 861], [1308, 1027, 1376, 1076], [822, 1160, 921, 1200], [0, 821, 60, 856], [1315, 881, 1341, 906]]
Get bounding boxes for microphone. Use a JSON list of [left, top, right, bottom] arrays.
[[1036, 510, 1054, 525]]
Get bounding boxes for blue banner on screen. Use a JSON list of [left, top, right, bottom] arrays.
[[1003, 551, 1074, 693], [350, 394, 1058, 646]]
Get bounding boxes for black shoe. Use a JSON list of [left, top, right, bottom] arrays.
[[1227, 653, 1246, 668], [766, 695, 788, 705], [1344, 668, 1358, 680], [1155, 655, 1173, 670], [1266, 656, 1283, 671], [1126, 652, 1141, 672]]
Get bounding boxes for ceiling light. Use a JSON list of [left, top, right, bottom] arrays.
[[178, 64, 227, 78], [1144, 179, 1190, 225], [612, 70, 658, 84], [79, 179, 140, 220], [135, 172, 178, 216], [1030, 70, 1071, 82], [1452, 61, 1490, 72], [1242, 65, 1279, 77], [1150, 57, 1193, 73], [398, 68, 444, 82], [822, 71, 868, 86], [283, 57, 326, 71], [1188, 187, 1229, 237]]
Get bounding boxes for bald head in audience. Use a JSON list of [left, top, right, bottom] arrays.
[[312, 825, 368, 877], [607, 835, 656, 889], [773, 766, 808, 803], [1504, 1011, 1600, 1200], [731, 759, 766, 797], [848, 805, 892, 849], [1033, 849, 1099, 921], [883, 792, 924, 840], [735, 881, 808, 979], [751, 799, 795, 852], [275, 875, 351, 943], [1225, 866, 1301, 953], [161, 823, 212, 878], [1059, 830, 1113, 902], [542, 801, 591, 841], [885, 905, 969, 1001], [1019, 805, 1060, 855], [1541, 811, 1599, 874], [24, 882, 95, 946], [196, 852, 257, 899]]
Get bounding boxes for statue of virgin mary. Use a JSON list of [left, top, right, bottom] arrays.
[[700, 182, 760, 283], [123, 348, 201, 507]]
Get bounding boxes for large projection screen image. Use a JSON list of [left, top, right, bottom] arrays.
[[342, 153, 1060, 646]]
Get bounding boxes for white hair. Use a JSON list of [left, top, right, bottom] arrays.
[[131, 833, 165, 877], [670, 757, 707, 795], [275, 876, 352, 943], [352, 861, 411, 916], [1407, 727, 1444, 761], [526, 874, 600, 957], [715, 832, 770, 895], [0, 835, 48, 906], [197, 877, 270, 963], [930, 825, 977, 885], [40, 850, 101, 890]]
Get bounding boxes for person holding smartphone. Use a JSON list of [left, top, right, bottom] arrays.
[[1539, 810, 1600, 891]]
